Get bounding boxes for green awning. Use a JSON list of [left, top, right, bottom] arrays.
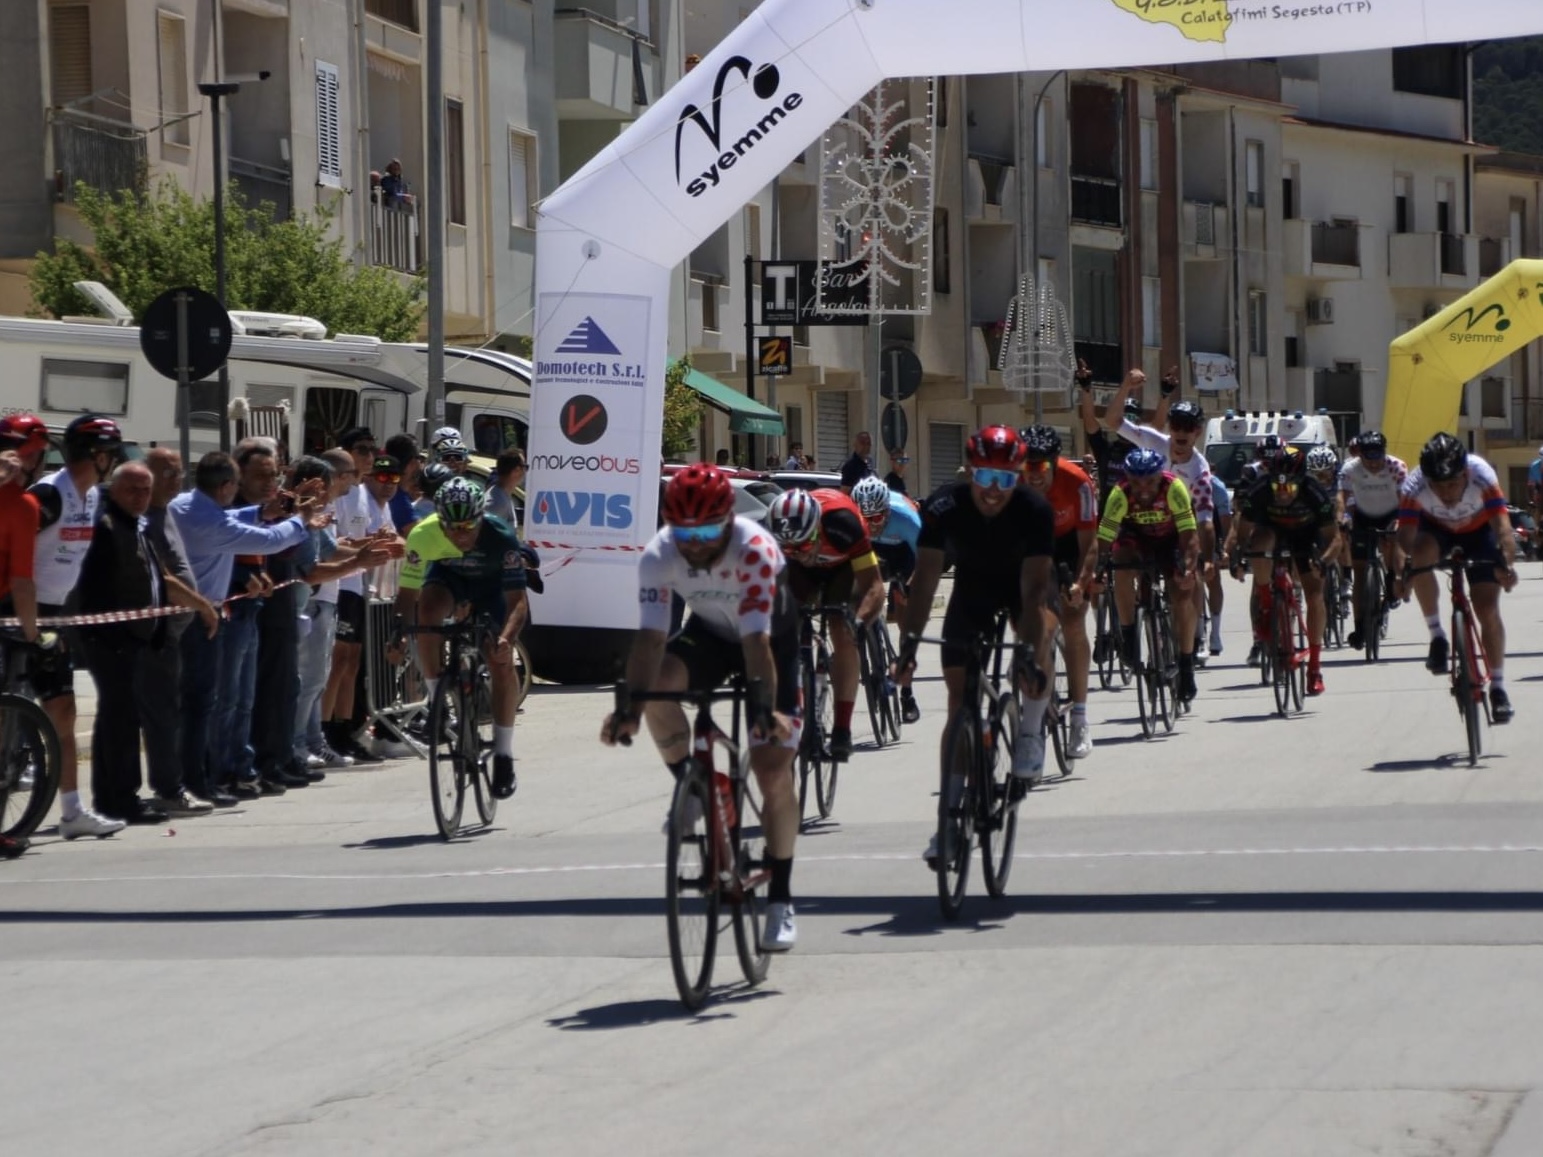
[[675, 364, 785, 436]]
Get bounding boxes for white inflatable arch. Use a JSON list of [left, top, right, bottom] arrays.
[[528, 0, 1542, 630]]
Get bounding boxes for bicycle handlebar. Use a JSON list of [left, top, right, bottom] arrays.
[[612, 677, 771, 747]]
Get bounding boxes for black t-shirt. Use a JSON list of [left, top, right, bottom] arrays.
[[839, 452, 873, 489], [1236, 476, 1335, 533], [883, 470, 908, 495], [918, 481, 1054, 592]]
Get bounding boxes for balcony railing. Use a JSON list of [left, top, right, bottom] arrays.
[[1311, 222, 1359, 268], [1439, 231, 1466, 277], [369, 196, 421, 273], [1509, 394, 1543, 441], [1479, 237, 1510, 278], [230, 156, 291, 220], [365, 0, 417, 31], [1071, 175, 1122, 228], [1074, 339, 1125, 386], [51, 108, 147, 203]]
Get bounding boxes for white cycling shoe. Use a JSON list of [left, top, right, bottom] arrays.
[[760, 902, 798, 952], [1068, 721, 1093, 761]]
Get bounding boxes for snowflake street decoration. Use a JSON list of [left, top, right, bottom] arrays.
[[999, 275, 1076, 397], [817, 78, 936, 316]]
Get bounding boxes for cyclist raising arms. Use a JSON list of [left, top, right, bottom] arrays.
[[1338, 429, 1408, 650], [1019, 424, 1098, 758], [1306, 445, 1350, 571], [1226, 444, 1339, 697], [1079, 448, 1202, 704], [395, 477, 527, 799], [850, 474, 922, 724], [600, 464, 802, 952], [1399, 433, 1519, 722], [897, 426, 1056, 808], [763, 486, 886, 762]]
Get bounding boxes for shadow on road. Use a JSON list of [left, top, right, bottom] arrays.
[[1368, 753, 1507, 772], [343, 829, 501, 850], [547, 987, 776, 1031]]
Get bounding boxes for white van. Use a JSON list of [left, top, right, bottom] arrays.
[[1203, 409, 1340, 491]]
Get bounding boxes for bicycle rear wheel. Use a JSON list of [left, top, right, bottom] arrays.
[[982, 692, 1020, 898], [1451, 611, 1481, 767], [812, 650, 838, 818], [1361, 563, 1382, 663], [729, 769, 770, 987], [877, 623, 903, 744], [468, 665, 498, 827], [859, 624, 886, 750], [0, 693, 61, 842], [665, 772, 719, 1010], [1095, 590, 1116, 691], [427, 678, 466, 839], [936, 713, 976, 921]]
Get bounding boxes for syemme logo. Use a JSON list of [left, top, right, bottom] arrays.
[[531, 490, 634, 530], [529, 453, 641, 475], [675, 56, 803, 198], [1442, 302, 1511, 345]]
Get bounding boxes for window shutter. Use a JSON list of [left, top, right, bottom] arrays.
[[316, 61, 342, 186], [49, 5, 94, 108], [508, 131, 530, 229], [927, 422, 965, 493]]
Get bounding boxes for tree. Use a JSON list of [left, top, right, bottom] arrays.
[[662, 357, 705, 459], [29, 181, 423, 340]]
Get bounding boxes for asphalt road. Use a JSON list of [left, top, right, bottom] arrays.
[[6, 570, 1543, 1156]]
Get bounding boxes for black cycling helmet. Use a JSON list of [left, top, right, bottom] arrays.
[[1168, 400, 1204, 428], [1123, 398, 1144, 419], [418, 460, 455, 499], [1019, 424, 1062, 462], [1419, 432, 1467, 482], [62, 414, 123, 461], [1254, 433, 1283, 459], [1358, 429, 1388, 456]]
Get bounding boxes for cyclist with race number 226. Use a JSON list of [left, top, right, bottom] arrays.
[[601, 464, 803, 953], [894, 426, 1057, 860]]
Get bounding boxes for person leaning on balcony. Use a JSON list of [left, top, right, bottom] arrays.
[[380, 159, 413, 208]]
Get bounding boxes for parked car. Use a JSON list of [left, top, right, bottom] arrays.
[[1507, 505, 1538, 560], [660, 463, 782, 523], [764, 469, 844, 493]]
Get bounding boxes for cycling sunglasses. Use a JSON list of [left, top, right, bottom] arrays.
[[372, 471, 402, 484], [673, 519, 730, 544], [1022, 458, 1053, 475], [1168, 419, 1202, 433], [971, 466, 1019, 491], [444, 517, 480, 532]]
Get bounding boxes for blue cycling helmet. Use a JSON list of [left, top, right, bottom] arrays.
[[1124, 448, 1166, 479]]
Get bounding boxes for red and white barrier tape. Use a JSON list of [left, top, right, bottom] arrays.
[[524, 541, 646, 553], [0, 579, 307, 629]]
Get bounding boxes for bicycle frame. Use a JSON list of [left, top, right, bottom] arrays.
[[1242, 546, 1310, 715]]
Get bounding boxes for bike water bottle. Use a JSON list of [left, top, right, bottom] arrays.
[[712, 770, 737, 830]]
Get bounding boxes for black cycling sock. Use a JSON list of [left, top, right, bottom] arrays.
[[666, 758, 691, 783], [1178, 652, 1194, 674], [768, 855, 794, 903]]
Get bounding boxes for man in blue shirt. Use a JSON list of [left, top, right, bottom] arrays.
[[169, 450, 316, 806], [1528, 445, 1542, 532]]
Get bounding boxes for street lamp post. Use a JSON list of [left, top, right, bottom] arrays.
[[198, 71, 268, 451], [1020, 69, 1065, 422]]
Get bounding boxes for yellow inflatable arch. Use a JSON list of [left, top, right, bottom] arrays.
[[1383, 259, 1543, 464]]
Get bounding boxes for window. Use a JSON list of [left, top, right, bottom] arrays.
[[743, 202, 761, 262], [1139, 119, 1157, 191], [1034, 99, 1050, 167], [1394, 174, 1411, 234], [698, 279, 718, 333], [1281, 160, 1299, 220], [928, 422, 965, 492], [49, 5, 93, 108], [508, 128, 535, 229], [932, 208, 950, 294], [446, 98, 466, 225], [1392, 45, 1464, 99], [157, 11, 189, 147], [1480, 376, 1507, 420], [1436, 179, 1454, 235], [1245, 140, 1264, 208], [1142, 277, 1160, 347], [42, 359, 129, 415], [365, 0, 418, 32], [1510, 197, 1525, 257], [1247, 290, 1267, 357], [315, 62, 342, 187]]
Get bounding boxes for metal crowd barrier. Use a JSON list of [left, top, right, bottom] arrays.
[[361, 559, 428, 754]]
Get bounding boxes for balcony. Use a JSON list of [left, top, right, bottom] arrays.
[[1387, 231, 1478, 291], [1479, 236, 1513, 279], [51, 109, 147, 203], [1182, 200, 1228, 259], [554, 7, 656, 119], [1070, 175, 1121, 228], [229, 156, 291, 220], [365, 0, 416, 30], [965, 156, 1015, 223], [1074, 340, 1125, 386], [369, 196, 421, 273], [1506, 393, 1543, 442], [1313, 368, 1364, 419], [1283, 218, 1365, 280]]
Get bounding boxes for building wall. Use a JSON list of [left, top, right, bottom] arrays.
[[0, 1, 49, 261]]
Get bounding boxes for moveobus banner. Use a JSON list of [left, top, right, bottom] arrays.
[[528, 0, 1543, 630]]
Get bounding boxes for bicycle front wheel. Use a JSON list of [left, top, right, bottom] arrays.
[[1451, 611, 1481, 767], [878, 623, 903, 745], [512, 639, 534, 709], [427, 678, 466, 840], [1271, 597, 1294, 717], [729, 772, 770, 987], [1361, 563, 1383, 663], [813, 656, 838, 819], [0, 693, 61, 842], [1095, 591, 1116, 691], [468, 665, 498, 827], [666, 773, 720, 1010], [859, 625, 886, 750], [936, 713, 976, 921], [1289, 597, 1307, 713], [981, 692, 1020, 898], [1154, 602, 1176, 733]]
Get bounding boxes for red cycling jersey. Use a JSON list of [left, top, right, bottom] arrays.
[[1038, 460, 1098, 538], [0, 481, 41, 604], [804, 488, 879, 570]]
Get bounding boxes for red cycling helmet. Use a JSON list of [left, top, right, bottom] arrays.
[[662, 463, 734, 527], [0, 413, 49, 452], [966, 425, 1027, 470]]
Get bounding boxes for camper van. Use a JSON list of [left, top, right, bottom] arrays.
[[0, 307, 531, 460], [1203, 409, 1340, 491]]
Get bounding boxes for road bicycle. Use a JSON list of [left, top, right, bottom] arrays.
[[912, 609, 1025, 921], [1241, 545, 1309, 717], [795, 605, 840, 824], [1108, 561, 1179, 737], [1409, 550, 1492, 767], [857, 615, 903, 749], [0, 633, 62, 843], [1322, 559, 1350, 649], [1093, 579, 1132, 691], [412, 618, 501, 840], [614, 677, 772, 1011], [1043, 629, 1076, 777], [1357, 526, 1399, 663]]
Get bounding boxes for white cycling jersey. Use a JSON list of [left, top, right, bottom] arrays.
[[1399, 455, 1507, 535], [637, 516, 785, 640], [1119, 420, 1215, 524], [30, 467, 99, 606], [1338, 455, 1408, 519]]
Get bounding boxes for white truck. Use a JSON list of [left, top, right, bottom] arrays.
[[1202, 409, 1340, 492]]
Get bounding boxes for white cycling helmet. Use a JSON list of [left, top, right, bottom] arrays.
[[766, 489, 820, 547], [430, 426, 464, 450], [1305, 445, 1339, 478], [850, 475, 891, 519]]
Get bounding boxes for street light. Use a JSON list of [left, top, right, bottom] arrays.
[[1019, 69, 1065, 422], [198, 70, 270, 451]]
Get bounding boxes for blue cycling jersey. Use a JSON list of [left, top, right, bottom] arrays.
[[873, 490, 921, 549]]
